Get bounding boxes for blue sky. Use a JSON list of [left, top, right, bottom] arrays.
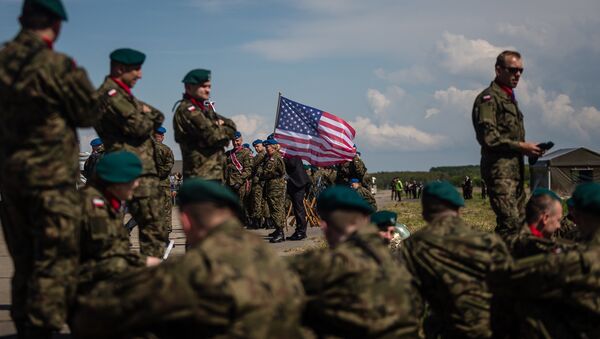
[[2, 0, 599, 171]]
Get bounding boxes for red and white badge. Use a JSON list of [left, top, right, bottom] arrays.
[[92, 198, 105, 207], [108, 89, 117, 97]]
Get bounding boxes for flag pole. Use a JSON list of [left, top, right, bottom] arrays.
[[273, 92, 282, 133]]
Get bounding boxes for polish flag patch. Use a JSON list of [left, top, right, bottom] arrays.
[[108, 89, 117, 97], [92, 198, 105, 207], [187, 105, 196, 112], [483, 95, 492, 101]]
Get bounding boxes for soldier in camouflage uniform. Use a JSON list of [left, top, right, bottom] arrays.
[[554, 197, 581, 241], [153, 126, 175, 236], [82, 137, 104, 180], [492, 182, 600, 338], [335, 144, 367, 185], [172, 69, 236, 181], [72, 179, 306, 338], [94, 48, 166, 257], [351, 178, 377, 211], [76, 151, 161, 298], [289, 186, 421, 338], [248, 139, 266, 229], [225, 131, 253, 210], [472, 50, 545, 239], [260, 139, 287, 242], [0, 1, 99, 335], [509, 188, 575, 259], [401, 181, 511, 338]]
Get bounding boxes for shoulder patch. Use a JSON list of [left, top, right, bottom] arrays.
[[92, 198, 105, 208], [108, 89, 117, 97], [483, 95, 492, 101], [187, 105, 196, 112]]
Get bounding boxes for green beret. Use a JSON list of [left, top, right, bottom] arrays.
[[110, 48, 146, 66], [24, 0, 68, 21], [182, 69, 211, 84], [96, 151, 142, 184], [371, 210, 397, 230], [572, 182, 600, 215], [423, 181, 465, 207], [177, 178, 242, 215], [317, 186, 374, 215], [531, 188, 562, 202]]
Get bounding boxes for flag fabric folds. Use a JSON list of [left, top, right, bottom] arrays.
[[274, 95, 356, 166]]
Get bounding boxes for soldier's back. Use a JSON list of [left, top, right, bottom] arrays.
[[402, 215, 510, 338], [291, 224, 421, 338]]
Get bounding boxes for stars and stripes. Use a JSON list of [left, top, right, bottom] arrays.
[[274, 95, 356, 166]]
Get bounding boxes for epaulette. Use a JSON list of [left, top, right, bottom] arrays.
[[92, 197, 105, 208]]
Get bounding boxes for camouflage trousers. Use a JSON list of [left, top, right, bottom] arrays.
[[485, 177, 526, 240], [249, 182, 264, 219], [0, 186, 79, 331], [159, 184, 173, 233], [265, 180, 286, 229], [128, 176, 167, 257]]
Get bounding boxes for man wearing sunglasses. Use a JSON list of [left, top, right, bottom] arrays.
[[472, 50, 544, 241]]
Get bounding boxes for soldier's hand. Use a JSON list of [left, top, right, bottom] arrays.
[[217, 119, 225, 126], [142, 104, 152, 113], [146, 256, 162, 267], [519, 142, 543, 157]]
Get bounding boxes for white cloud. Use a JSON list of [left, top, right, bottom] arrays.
[[231, 114, 271, 144], [350, 116, 445, 150], [367, 89, 390, 116], [425, 108, 440, 119], [433, 86, 482, 115], [374, 66, 434, 84], [437, 32, 513, 76]]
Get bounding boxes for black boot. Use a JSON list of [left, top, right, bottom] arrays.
[[269, 228, 285, 243], [287, 230, 307, 241]]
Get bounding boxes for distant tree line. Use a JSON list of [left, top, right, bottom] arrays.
[[369, 165, 531, 189]]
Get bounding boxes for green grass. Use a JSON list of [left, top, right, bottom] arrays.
[[387, 197, 497, 233]]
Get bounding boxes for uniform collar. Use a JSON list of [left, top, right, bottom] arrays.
[[492, 80, 516, 102], [528, 224, 544, 238], [109, 77, 133, 97], [183, 93, 206, 110]]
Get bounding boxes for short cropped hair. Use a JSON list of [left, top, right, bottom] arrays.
[[495, 50, 522, 68], [525, 194, 557, 224]]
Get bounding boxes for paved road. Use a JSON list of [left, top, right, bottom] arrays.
[[0, 189, 394, 337]]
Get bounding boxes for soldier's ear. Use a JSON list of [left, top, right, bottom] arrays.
[[180, 210, 193, 235]]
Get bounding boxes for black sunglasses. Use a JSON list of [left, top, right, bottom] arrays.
[[504, 66, 524, 74]]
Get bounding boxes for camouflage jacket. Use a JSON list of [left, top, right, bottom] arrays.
[[336, 155, 367, 185], [77, 184, 145, 294], [224, 146, 253, 188], [289, 224, 422, 338], [72, 219, 306, 338], [154, 141, 174, 187], [94, 77, 164, 176], [173, 96, 236, 181], [251, 150, 267, 184], [401, 215, 511, 338], [472, 81, 525, 180], [492, 229, 600, 338], [355, 186, 377, 211], [82, 145, 105, 180], [509, 223, 578, 259], [554, 215, 581, 242], [259, 151, 286, 191], [0, 30, 98, 188]]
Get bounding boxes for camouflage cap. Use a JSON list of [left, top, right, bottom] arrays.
[[423, 181, 465, 207], [252, 139, 263, 146], [24, 0, 68, 21], [155, 126, 166, 134], [96, 151, 142, 183], [110, 48, 146, 66], [182, 69, 211, 84], [317, 186, 374, 215], [572, 182, 600, 215], [370, 210, 397, 230], [532, 187, 561, 202], [177, 178, 242, 215]]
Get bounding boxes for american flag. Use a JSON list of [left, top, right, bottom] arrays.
[[274, 95, 356, 166]]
